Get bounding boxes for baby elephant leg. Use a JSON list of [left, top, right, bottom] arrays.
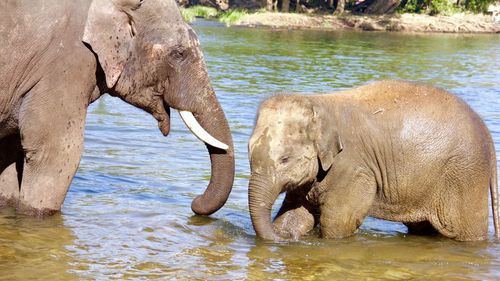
[[320, 172, 376, 239], [273, 191, 316, 240]]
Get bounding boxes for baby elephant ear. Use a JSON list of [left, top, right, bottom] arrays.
[[313, 107, 343, 172], [83, 0, 134, 89]]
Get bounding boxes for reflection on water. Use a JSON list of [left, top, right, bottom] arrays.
[[1, 21, 499, 280]]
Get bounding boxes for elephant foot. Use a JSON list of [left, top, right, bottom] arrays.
[[0, 195, 16, 209], [16, 201, 60, 217], [273, 206, 315, 240]]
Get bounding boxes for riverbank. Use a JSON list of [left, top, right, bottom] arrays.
[[232, 12, 499, 33]]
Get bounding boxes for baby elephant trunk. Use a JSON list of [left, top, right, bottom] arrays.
[[248, 174, 281, 241]]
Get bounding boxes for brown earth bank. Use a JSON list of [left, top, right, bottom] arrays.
[[232, 12, 500, 33]]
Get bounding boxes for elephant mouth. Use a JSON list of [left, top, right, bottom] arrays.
[[148, 78, 229, 151], [154, 98, 228, 151], [153, 99, 171, 137]]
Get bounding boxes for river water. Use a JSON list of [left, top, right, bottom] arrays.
[[1, 21, 499, 280]]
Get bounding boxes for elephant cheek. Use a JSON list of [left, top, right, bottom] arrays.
[[150, 44, 167, 60], [250, 131, 277, 176]]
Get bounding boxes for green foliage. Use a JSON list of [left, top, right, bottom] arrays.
[[466, 0, 496, 13], [180, 5, 252, 25], [180, 6, 251, 26], [219, 9, 250, 26], [398, 0, 429, 13], [180, 8, 196, 23], [193, 5, 219, 18], [398, 0, 496, 14], [180, 6, 219, 23], [428, 0, 462, 15]]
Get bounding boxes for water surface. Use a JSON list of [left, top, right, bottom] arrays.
[[1, 21, 499, 280]]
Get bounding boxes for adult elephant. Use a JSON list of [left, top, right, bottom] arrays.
[[0, 0, 234, 216], [248, 81, 499, 241]]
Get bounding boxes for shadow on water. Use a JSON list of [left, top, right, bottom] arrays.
[[1, 19, 499, 280]]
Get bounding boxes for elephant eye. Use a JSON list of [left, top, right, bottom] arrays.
[[135, 0, 144, 9], [279, 156, 290, 164], [170, 47, 187, 62], [125, 0, 144, 10]]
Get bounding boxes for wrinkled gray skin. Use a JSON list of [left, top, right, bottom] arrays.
[[249, 81, 499, 241], [0, 0, 234, 216]]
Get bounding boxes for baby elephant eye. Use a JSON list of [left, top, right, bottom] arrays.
[[279, 156, 290, 164]]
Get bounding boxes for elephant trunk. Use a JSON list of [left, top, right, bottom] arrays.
[[248, 174, 281, 240], [187, 87, 235, 216]]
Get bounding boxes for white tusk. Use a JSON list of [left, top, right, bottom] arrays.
[[178, 111, 229, 151]]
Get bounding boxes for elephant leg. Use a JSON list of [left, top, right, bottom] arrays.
[[273, 191, 317, 240], [17, 114, 86, 215], [15, 79, 89, 215], [430, 177, 489, 241], [319, 171, 376, 239], [0, 135, 23, 207]]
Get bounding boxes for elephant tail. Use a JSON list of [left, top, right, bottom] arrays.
[[490, 145, 499, 239]]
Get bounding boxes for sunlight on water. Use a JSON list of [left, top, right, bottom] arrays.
[[1, 21, 499, 280]]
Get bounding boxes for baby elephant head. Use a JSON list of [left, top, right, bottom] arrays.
[[248, 95, 343, 240]]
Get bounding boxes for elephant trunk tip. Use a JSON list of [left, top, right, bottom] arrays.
[[191, 194, 225, 216]]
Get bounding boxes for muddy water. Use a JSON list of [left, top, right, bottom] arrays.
[[1, 21, 499, 280]]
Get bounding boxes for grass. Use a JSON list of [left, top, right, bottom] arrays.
[[180, 6, 219, 23], [219, 9, 251, 25], [180, 5, 251, 26]]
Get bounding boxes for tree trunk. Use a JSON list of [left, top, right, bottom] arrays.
[[281, 0, 290, 12], [334, 0, 345, 14], [267, 0, 275, 11]]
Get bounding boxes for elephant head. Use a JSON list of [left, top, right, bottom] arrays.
[[248, 96, 343, 240], [82, 0, 234, 215]]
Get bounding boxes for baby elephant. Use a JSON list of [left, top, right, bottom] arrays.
[[248, 80, 499, 241]]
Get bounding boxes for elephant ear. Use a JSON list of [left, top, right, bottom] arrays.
[[83, 0, 135, 89], [312, 106, 343, 172]]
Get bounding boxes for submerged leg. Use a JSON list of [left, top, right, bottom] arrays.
[[273, 190, 317, 240]]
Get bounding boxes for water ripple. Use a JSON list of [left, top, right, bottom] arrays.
[[1, 20, 499, 280]]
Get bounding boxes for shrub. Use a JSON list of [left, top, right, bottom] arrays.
[[180, 6, 219, 23], [398, 0, 496, 14], [428, 0, 462, 15], [219, 9, 250, 26]]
